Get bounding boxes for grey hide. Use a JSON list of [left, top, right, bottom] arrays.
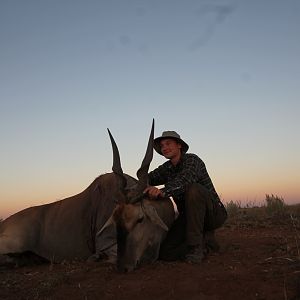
[[0, 173, 137, 264]]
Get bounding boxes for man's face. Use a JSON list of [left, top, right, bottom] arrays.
[[160, 138, 182, 159]]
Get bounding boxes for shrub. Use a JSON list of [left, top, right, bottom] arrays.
[[265, 194, 287, 216], [226, 200, 241, 217]]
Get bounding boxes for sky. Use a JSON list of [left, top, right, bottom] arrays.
[[0, 0, 299, 219]]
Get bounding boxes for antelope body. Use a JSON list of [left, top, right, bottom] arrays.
[[0, 173, 136, 265]]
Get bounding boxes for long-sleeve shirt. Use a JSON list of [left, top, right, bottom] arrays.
[[148, 153, 220, 205]]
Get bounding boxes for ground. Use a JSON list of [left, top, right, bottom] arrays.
[[1, 207, 300, 300]]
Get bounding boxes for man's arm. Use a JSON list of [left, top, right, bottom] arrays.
[[163, 155, 203, 198], [145, 155, 204, 200], [148, 163, 168, 186], [145, 163, 169, 199]]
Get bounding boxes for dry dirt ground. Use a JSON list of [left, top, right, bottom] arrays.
[[1, 211, 300, 300]]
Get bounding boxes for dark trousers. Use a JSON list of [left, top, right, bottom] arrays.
[[159, 183, 215, 261]]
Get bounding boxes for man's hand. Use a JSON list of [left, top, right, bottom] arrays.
[[143, 186, 164, 199]]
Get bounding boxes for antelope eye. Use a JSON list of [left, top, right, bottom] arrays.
[[137, 216, 144, 223]]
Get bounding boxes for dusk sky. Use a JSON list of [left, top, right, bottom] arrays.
[[1, 0, 299, 219]]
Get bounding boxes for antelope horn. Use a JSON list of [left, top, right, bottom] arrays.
[[135, 119, 155, 193], [107, 128, 127, 189]]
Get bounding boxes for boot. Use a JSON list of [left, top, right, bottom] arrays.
[[185, 244, 205, 264]]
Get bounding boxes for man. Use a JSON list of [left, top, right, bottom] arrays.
[[144, 131, 227, 263]]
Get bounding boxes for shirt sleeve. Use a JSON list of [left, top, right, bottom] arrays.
[[163, 155, 203, 198], [148, 163, 168, 186]]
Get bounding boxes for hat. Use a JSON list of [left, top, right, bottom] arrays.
[[153, 131, 189, 155]]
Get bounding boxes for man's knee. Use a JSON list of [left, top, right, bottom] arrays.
[[184, 183, 211, 205]]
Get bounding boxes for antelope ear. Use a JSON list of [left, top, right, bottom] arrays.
[[143, 205, 169, 231]]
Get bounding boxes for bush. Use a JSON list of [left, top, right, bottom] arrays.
[[265, 194, 287, 216], [226, 200, 241, 217]]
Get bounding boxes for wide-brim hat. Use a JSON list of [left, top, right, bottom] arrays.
[[153, 131, 189, 155]]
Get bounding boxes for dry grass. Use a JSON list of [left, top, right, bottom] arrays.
[[225, 195, 300, 227]]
